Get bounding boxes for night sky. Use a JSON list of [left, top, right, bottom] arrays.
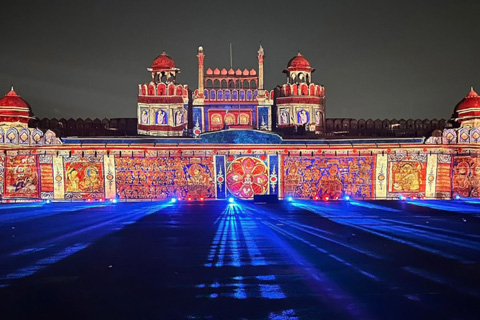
[[0, 0, 479, 121]]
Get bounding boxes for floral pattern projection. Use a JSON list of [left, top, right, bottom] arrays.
[[388, 154, 426, 198], [39, 155, 54, 199], [4, 155, 39, 198], [225, 156, 269, 199], [283, 156, 373, 199], [64, 156, 104, 200], [452, 155, 480, 197], [115, 156, 215, 199]]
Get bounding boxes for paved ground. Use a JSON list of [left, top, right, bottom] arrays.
[[0, 199, 479, 319]]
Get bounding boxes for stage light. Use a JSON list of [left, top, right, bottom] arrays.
[[399, 195, 406, 201], [344, 195, 350, 201], [177, 197, 182, 201], [314, 196, 319, 200], [110, 198, 118, 203], [87, 198, 92, 202], [99, 198, 104, 202], [46, 199, 51, 204], [187, 197, 193, 201], [199, 197, 205, 201], [228, 197, 235, 203], [287, 196, 293, 202], [170, 197, 177, 203], [324, 196, 329, 201], [455, 195, 461, 200]]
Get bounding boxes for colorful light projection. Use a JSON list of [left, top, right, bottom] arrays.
[[283, 156, 373, 199], [387, 154, 426, 198], [39, 154, 54, 199], [225, 156, 269, 199], [64, 156, 104, 200], [452, 155, 480, 197], [115, 156, 215, 199], [4, 155, 39, 198]]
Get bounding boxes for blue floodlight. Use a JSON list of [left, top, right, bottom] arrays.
[[287, 196, 293, 202], [344, 195, 350, 201], [46, 199, 51, 204], [110, 198, 118, 203], [455, 195, 461, 200], [228, 197, 235, 203], [171, 197, 177, 203]]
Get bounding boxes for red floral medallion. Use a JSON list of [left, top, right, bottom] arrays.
[[226, 156, 268, 199]]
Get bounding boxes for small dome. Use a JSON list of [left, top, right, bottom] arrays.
[[0, 87, 34, 123], [454, 87, 480, 123], [284, 52, 315, 73], [288, 53, 310, 68], [151, 52, 176, 70]]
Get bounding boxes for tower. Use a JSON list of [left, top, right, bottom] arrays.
[[137, 52, 189, 137], [275, 53, 326, 134], [192, 46, 273, 136]]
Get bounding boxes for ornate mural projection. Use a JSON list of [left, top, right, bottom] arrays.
[[388, 154, 426, 196], [225, 156, 269, 199], [283, 156, 373, 199], [64, 156, 104, 200], [452, 155, 480, 197], [115, 156, 215, 199], [39, 154, 54, 199], [4, 155, 39, 198]]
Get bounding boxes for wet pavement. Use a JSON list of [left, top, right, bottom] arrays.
[[0, 199, 479, 319]]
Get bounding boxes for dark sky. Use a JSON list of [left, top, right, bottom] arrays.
[[1, 0, 479, 121]]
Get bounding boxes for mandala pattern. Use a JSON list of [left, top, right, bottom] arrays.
[[226, 156, 269, 199]]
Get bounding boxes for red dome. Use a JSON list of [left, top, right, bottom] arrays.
[[288, 53, 311, 68], [454, 87, 480, 122], [151, 52, 176, 70], [284, 52, 315, 73], [0, 87, 33, 123]]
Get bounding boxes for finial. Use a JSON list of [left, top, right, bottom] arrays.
[[10, 85, 14, 91], [471, 86, 475, 91]]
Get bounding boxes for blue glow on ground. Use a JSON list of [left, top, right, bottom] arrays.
[[0, 202, 172, 287]]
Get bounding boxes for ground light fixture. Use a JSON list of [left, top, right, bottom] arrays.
[[287, 196, 293, 202], [228, 197, 235, 203], [170, 197, 177, 203]]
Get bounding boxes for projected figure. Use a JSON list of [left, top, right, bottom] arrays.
[[66, 168, 80, 192], [298, 109, 309, 125], [141, 109, 149, 124], [156, 110, 167, 125], [280, 109, 289, 125], [175, 110, 185, 126], [392, 162, 422, 192], [82, 165, 102, 192]]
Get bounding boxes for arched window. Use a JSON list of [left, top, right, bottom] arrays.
[[228, 80, 234, 89], [239, 90, 245, 100], [232, 90, 238, 100], [221, 80, 227, 88], [218, 90, 223, 100], [225, 114, 235, 125], [250, 80, 257, 89], [247, 90, 252, 100], [214, 80, 220, 89], [239, 114, 249, 125], [206, 79, 213, 88], [225, 90, 231, 100], [243, 80, 249, 89], [210, 90, 216, 100]]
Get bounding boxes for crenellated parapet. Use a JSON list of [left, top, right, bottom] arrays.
[[276, 53, 326, 134], [137, 52, 188, 137]]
